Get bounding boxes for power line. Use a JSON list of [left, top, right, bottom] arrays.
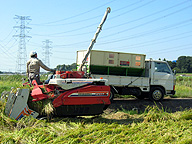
[[31, 1, 190, 38], [123, 33, 192, 50], [51, 18, 192, 47], [97, 19, 192, 45], [100, 5, 192, 39], [0, 29, 14, 41], [31, 0, 117, 25], [105, 0, 190, 31], [112, 0, 146, 13], [52, 50, 75, 53], [32, 22, 97, 36], [52, 56, 75, 60], [108, 0, 156, 21], [148, 45, 192, 56], [30, 0, 143, 27], [31, 14, 103, 27], [0, 43, 17, 59], [31, 1, 155, 36]]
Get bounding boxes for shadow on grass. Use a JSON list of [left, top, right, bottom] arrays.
[[50, 115, 144, 125], [41, 97, 192, 124], [110, 98, 192, 113], [49, 107, 144, 125]]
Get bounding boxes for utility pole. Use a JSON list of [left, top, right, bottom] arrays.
[[13, 15, 31, 73], [42, 40, 52, 67]]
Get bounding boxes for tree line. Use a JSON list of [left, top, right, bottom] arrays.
[[56, 63, 77, 71], [167, 56, 192, 73]]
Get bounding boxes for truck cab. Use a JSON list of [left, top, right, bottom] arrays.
[[145, 60, 176, 101]]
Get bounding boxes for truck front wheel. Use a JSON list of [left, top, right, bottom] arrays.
[[149, 87, 164, 101]]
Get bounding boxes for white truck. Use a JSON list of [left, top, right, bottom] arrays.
[[77, 50, 176, 101]]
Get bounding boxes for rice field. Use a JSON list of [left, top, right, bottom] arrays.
[[0, 100, 191, 143], [174, 76, 192, 98], [0, 74, 191, 143]]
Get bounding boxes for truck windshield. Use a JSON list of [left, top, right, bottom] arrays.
[[155, 62, 171, 74]]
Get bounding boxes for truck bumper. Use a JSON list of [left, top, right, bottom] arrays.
[[166, 90, 176, 95], [171, 90, 176, 95]]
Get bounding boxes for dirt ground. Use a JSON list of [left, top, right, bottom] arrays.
[[107, 98, 192, 113]]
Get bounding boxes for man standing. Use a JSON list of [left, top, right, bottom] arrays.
[[27, 51, 55, 84]]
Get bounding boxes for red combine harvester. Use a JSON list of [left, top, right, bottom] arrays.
[[30, 71, 111, 117], [5, 7, 111, 120]]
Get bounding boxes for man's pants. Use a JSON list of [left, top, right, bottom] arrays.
[[28, 73, 40, 84]]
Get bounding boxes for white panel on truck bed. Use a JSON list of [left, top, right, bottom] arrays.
[[92, 74, 149, 87]]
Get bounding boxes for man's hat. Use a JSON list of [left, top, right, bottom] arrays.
[[30, 51, 37, 57]]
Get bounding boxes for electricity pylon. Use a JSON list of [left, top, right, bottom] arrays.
[[13, 15, 31, 73], [42, 40, 52, 67]]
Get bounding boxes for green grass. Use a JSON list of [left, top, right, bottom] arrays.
[[174, 76, 192, 98], [0, 75, 25, 94], [0, 74, 48, 95]]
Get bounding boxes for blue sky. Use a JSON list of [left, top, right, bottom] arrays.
[[0, 0, 192, 72]]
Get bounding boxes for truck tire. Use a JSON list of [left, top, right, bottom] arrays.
[[109, 89, 115, 103], [149, 87, 164, 101]]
